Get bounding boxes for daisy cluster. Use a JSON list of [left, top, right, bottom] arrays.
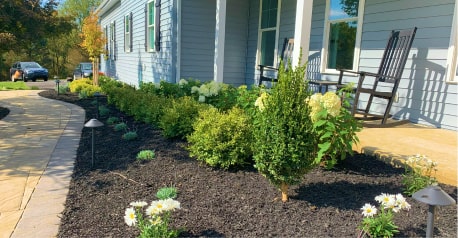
[[361, 193, 411, 218], [124, 199, 181, 227], [306, 92, 341, 122], [406, 154, 438, 172]]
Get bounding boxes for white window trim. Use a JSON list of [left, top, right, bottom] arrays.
[[320, 0, 365, 74], [110, 21, 116, 60], [256, 0, 282, 68], [146, 0, 156, 52], [124, 14, 131, 53], [446, 2, 457, 83]]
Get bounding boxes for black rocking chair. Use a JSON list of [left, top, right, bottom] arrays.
[[257, 38, 294, 86], [337, 27, 417, 124]]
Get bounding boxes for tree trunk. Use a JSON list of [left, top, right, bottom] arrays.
[[280, 182, 288, 202], [93, 58, 99, 86]]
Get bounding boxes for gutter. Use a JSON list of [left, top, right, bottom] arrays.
[[96, 0, 121, 16]]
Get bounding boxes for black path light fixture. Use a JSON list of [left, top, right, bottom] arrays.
[[94, 91, 101, 118], [54, 76, 60, 95], [412, 185, 456, 237], [84, 118, 104, 167]]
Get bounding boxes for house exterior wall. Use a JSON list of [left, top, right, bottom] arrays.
[[308, 0, 457, 130], [180, 0, 215, 82], [99, 0, 177, 87], [222, 0, 250, 86]]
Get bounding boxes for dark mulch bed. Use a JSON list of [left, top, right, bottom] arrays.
[[0, 106, 9, 120], [34, 90, 457, 237]]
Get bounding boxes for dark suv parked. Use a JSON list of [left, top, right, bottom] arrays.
[[10, 61, 49, 82]]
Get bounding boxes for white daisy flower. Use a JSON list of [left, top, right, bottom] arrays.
[[162, 198, 181, 211], [124, 207, 137, 226], [375, 193, 395, 207], [361, 203, 377, 217], [129, 201, 148, 208]]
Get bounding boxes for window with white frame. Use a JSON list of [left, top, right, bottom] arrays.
[[146, 0, 155, 52], [257, 0, 280, 67], [124, 13, 132, 52], [110, 21, 116, 60], [446, 2, 457, 83], [322, 0, 365, 73]]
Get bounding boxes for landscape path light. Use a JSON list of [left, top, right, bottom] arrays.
[[94, 91, 101, 118], [84, 118, 104, 167], [412, 185, 456, 238], [54, 76, 60, 95]]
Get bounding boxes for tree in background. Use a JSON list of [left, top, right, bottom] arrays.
[[59, 0, 101, 30], [80, 10, 106, 85]]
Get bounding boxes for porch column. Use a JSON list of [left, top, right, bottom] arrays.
[[214, 0, 226, 83], [293, 0, 313, 67]]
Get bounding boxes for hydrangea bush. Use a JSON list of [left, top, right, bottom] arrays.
[[306, 91, 361, 168]]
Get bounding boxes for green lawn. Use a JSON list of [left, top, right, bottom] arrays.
[[0, 82, 31, 90]]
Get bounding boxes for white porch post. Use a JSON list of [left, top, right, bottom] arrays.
[[293, 0, 313, 67], [214, 0, 226, 83]]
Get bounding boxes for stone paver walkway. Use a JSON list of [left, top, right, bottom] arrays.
[[0, 90, 84, 238]]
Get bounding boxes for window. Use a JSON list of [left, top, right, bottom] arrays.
[[446, 2, 457, 83], [124, 13, 132, 52], [322, 0, 365, 73], [110, 21, 116, 60], [146, 0, 155, 52], [104, 26, 108, 56], [257, 0, 280, 67]]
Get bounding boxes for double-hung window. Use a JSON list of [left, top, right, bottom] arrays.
[[446, 2, 457, 83], [257, 0, 280, 67], [146, 0, 155, 52], [124, 13, 132, 52], [322, 0, 365, 73]]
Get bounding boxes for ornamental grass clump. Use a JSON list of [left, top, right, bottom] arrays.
[[359, 193, 411, 238], [402, 154, 438, 196], [306, 91, 361, 168], [114, 122, 127, 131], [252, 58, 316, 202], [124, 198, 181, 238]]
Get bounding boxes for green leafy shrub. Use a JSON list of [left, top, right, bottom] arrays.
[[234, 85, 263, 119], [156, 187, 178, 200], [187, 107, 253, 169], [306, 91, 361, 168], [252, 59, 316, 202], [69, 78, 93, 93], [122, 131, 138, 141], [159, 96, 211, 139], [136, 150, 156, 161], [114, 122, 127, 131], [98, 105, 110, 117], [402, 154, 438, 196], [106, 116, 120, 125]]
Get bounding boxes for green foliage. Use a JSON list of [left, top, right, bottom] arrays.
[[122, 131, 138, 141], [106, 116, 120, 125], [252, 59, 316, 187], [69, 78, 93, 93], [136, 150, 155, 161], [98, 105, 110, 117], [0, 82, 30, 90], [57, 85, 69, 94], [158, 80, 184, 98], [307, 91, 361, 169], [159, 96, 210, 139], [402, 155, 438, 196], [187, 107, 253, 169], [191, 81, 237, 111], [114, 122, 127, 132], [234, 85, 263, 119], [156, 187, 178, 200], [361, 207, 398, 238]]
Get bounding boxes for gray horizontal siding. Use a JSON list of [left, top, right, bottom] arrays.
[[180, 0, 215, 82], [99, 0, 176, 87]]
